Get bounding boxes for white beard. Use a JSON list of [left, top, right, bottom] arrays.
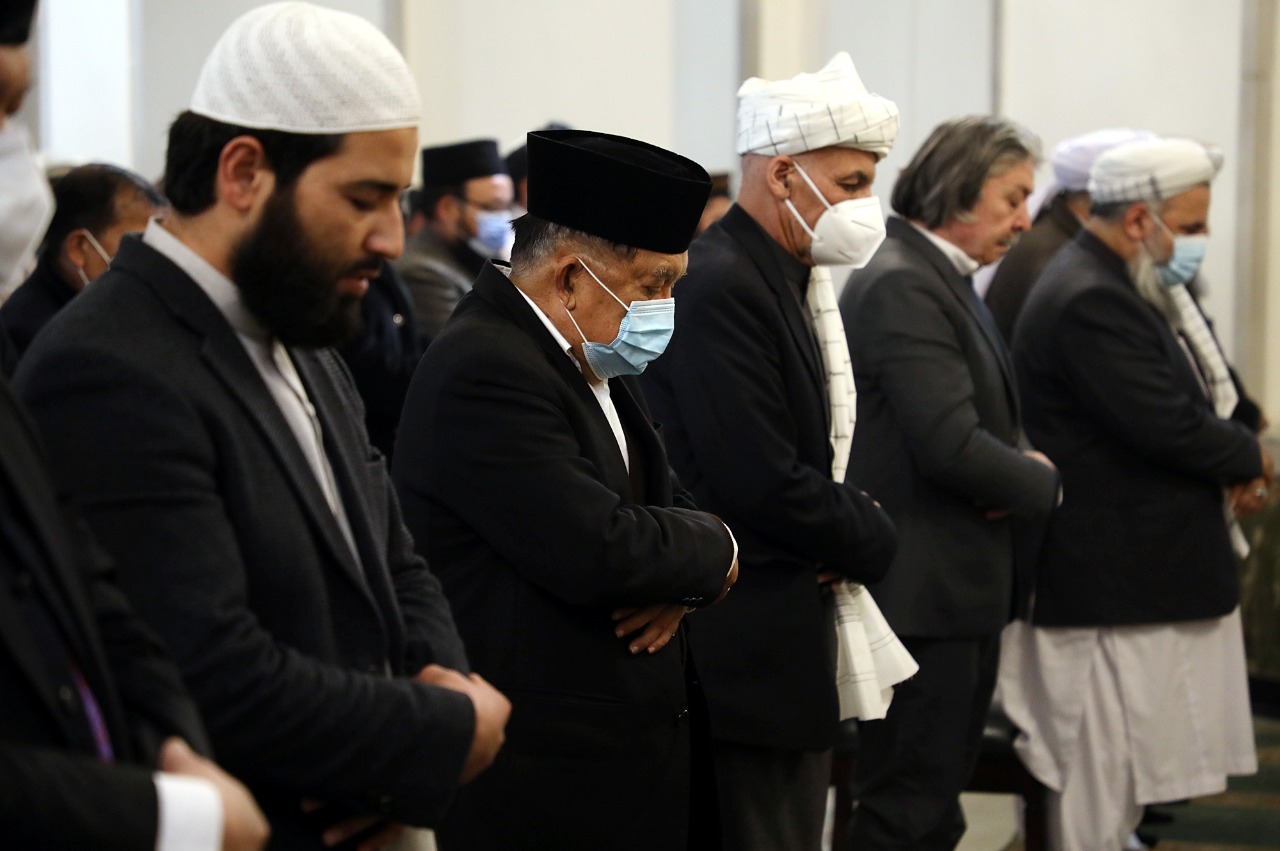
[[1128, 248, 1179, 326]]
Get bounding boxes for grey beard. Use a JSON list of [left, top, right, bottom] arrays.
[[1128, 248, 1179, 326]]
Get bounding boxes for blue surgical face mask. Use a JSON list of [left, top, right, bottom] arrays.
[[561, 256, 675, 381], [470, 209, 514, 260], [1151, 213, 1208, 288]]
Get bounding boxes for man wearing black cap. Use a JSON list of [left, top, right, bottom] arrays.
[[392, 129, 739, 850], [395, 138, 514, 337]]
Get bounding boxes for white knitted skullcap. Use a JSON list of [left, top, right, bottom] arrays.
[[1088, 137, 1221, 205], [736, 52, 899, 160], [1051, 128, 1156, 191], [190, 2, 420, 134]]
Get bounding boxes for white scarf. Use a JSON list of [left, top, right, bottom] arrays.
[[1166, 283, 1249, 558], [805, 266, 917, 720]]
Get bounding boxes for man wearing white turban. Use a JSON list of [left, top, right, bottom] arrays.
[[985, 128, 1155, 343], [998, 136, 1268, 850], [839, 116, 1062, 850], [12, 3, 510, 848], [639, 52, 900, 850]]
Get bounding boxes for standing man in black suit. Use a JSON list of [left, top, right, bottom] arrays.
[[639, 53, 900, 850], [999, 137, 1267, 851], [392, 128, 739, 851], [14, 4, 508, 848], [839, 116, 1061, 850], [0, 376, 268, 851]]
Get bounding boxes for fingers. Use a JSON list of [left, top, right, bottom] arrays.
[[322, 814, 380, 848], [615, 604, 685, 654], [356, 823, 407, 851], [613, 605, 660, 638], [413, 664, 470, 691]]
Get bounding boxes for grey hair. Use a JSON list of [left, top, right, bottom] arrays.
[[890, 115, 1041, 229], [1090, 197, 1167, 223], [510, 214, 638, 275]]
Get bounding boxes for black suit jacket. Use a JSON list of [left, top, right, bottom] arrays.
[[1014, 230, 1261, 626], [984, 196, 1079, 345], [392, 263, 734, 847], [15, 236, 475, 848], [0, 255, 77, 361], [840, 218, 1059, 637], [0, 374, 209, 850], [639, 205, 897, 753]]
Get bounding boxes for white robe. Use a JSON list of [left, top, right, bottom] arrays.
[[998, 609, 1255, 848]]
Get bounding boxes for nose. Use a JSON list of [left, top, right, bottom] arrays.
[[366, 203, 405, 260], [1012, 202, 1032, 233]]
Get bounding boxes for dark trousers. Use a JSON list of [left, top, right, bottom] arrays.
[[713, 740, 832, 851], [847, 633, 1001, 851]]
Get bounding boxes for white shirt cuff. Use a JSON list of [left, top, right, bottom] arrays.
[[154, 772, 223, 851]]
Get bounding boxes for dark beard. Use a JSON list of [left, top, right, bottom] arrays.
[[230, 187, 374, 348]]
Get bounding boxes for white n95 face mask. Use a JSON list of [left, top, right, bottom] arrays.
[[785, 160, 886, 268]]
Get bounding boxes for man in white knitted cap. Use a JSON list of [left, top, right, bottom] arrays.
[[985, 127, 1155, 343], [838, 117, 1061, 850], [639, 52, 900, 850], [998, 136, 1268, 850], [13, 4, 509, 849]]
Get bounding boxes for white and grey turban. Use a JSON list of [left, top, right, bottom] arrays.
[[736, 52, 899, 160], [1088, 137, 1222, 204]]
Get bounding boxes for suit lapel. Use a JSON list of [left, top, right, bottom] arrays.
[[611, 377, 671, 504], [892, 220, 1021, 415], [472, 265, 633, 494], [0, 382, 126, 737], [116, 239, 380, 601], [718, 208, 827, 409]]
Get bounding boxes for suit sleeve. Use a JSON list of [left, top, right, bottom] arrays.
[[655, 264, 896, 582], [1052, 288, 1261, 482], [14, 346, 475, 827], [397, 258, 466, 339], [0, 743, 158, 850], [398, 343, 732, 610], [846, 267, 1059, 519]]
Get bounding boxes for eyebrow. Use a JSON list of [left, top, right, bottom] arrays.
[[345, 179, 404, 195], [650, 265, 683, 284], [835, 169, 874, 184]]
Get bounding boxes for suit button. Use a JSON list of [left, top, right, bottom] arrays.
[[57, 685, 79, 714], [674, 708, 689, 726], [679, 597, 704, 608], [392, 313, 405, 326]]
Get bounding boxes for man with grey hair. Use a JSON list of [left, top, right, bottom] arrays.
[[639, 52, 900, 850], [999, 136, 1267, 851], [838, 116, 1061, 850], [14, 4, 509, 847]]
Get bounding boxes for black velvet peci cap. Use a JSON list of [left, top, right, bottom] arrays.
[[0, 0, 37, 45], [526, 129, 711, 254], [420, 139, 505, 188]]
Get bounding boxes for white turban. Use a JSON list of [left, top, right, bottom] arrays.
[[736, 52, 899, 160], [1088, 137, 1222, 205], [190, 1, 420, 135], [1052, 128, 1156, 191]]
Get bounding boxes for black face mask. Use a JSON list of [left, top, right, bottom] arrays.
[[230, 186, 380, 348]]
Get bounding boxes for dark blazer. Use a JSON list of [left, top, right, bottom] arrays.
[[14, 236, 475, 848], [1013, 230, 1262, 627], [0, 374, 209, 850], [392, 263, 734, 849], [0, 255, 77, 361], [338, 262, 427, 459], [639, 205, 898, 753], [840, 217, 1059, 637], [984, 195, 1079, 344]]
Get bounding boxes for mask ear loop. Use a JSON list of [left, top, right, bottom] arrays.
[[783, 161, 833, 241], [82, 230, 112, 266], [575, 256, 629, 309]]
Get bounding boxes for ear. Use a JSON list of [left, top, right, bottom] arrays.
[[763, 155, 797, 201], [436, 194, 461, 224], [215, 136, 273, 214], [62, 229, 91, 269], [1121, 202, 1152, 241], [552, 252, 580, 309]]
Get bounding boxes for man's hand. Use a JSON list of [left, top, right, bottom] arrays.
[[612, 603, 687, 654], [299, 800, 405, 851], [0, 44, 32, 120], [160, 738, 269, 851], [1230, 477, 1270, 518], [414, 665, 510, 783], [1262, 443, 1274, 486]]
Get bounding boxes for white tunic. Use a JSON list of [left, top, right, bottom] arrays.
[[998, 608, 1256, 805]]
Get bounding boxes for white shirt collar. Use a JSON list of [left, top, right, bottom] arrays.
[[505, 268, 587, 377], [142, 218, 270, 341], [902, 216, 981, 277]]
